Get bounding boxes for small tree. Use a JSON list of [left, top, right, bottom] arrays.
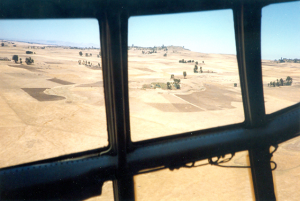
[[171, 74, 174, 79], [79, 51, 83, 56], [286, 76, 292, 85], [164, 53, 167, 57], [280, 78, 284, 86], [12, 55, 18, 63], [167, 82, 171, 90], [195, 61, 198, 65], [1, 43, 4, 47], [174, 79, 181, 89], [194, 65, 198, 73], [183, 71, 187, 79], [20, 58, 22, 64], [25, 57, 34, 65]]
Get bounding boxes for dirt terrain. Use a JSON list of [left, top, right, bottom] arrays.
[[0, 42, 299, 200]]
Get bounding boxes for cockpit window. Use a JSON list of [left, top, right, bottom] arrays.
[[261, 1, 300, 114], [128, 10, 244, 141], [0, 19, 107, 168]]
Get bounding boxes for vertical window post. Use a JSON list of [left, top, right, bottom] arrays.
[[234, 3, 276, 201], [101, 9, 134, 201]]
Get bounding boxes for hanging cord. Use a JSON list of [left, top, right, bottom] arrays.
[[137, 146, 279, 175], [269, 145, 278, 171], [182, 152, 250, 169], [208, 153, 251, 168]]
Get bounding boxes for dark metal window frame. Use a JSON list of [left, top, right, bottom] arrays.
[[0, 0, 299, 200]]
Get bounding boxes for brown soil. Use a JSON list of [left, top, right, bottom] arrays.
[[147, 103, 203, 112], [85, 65, 102, 70], [77, 81, 103, 87], [176, 84, 241, 110], [44, 62, 63, 64], [21, 88, 65, 101], [48, 78, 75, 85], [8, 64, 44, 72], [136, 67, 156, 72], [1, 41, 299, 201]]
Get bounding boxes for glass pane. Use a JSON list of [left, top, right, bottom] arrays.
[[272, 136, 300, 201], [128, 10, 244, 141], [261, 1, 300, 114], [135, 151, 253, 200], [85, 181, 114, 201], [0, 19, 107, 168]]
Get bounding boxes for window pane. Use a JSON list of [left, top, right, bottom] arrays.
[[261, 1, 300, 114], [128, 10, 244, 141], [135, 151, 252, 200], [85, 181, 114, 201], [0, 19, 107, 168], [272, 136, 300, 201]]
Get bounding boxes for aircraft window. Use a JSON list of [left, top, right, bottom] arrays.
[[128, 10, 244, 141], [134, 151, 252, 200], [85, 181, 114, 201], [271, 136, 300, 200], [0, 19, 107, 168], [261, 1, 300, 114]]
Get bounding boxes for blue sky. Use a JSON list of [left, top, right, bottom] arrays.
[[0, 1, 299, 60], [0, 19, 100, 48], [129, 9, 236, 55], [261, 1, 300, 60]]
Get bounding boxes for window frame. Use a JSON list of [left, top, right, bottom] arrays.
[[0, 0, 299, 200]]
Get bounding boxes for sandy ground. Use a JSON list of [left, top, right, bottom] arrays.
[[1, 42, 299, 200]]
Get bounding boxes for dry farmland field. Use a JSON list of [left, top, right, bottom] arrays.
[[0, 41, 299, 200]]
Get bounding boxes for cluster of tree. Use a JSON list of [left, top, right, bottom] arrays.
[[275, 57, 300, 63], [12, 55, 32, 64], [194, 65, 203, 73], [0, 57, 10, 61], [25, 57, 34, 65], [179, 59, 194, 63], [268, 76, 292, 87], [168, 74, 181, 89], [26, 51, 34, 54], [28, 46, 46, 49], [78, 60, 101, 68], [142, 50, 157, 54], [79, 51, 95, 57], [142, 74, 181, 90]]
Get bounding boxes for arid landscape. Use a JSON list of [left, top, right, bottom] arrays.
[[1, 41, 299, 200]]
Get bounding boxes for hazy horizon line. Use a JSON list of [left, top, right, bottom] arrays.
[[2, 38, 297, 61]]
